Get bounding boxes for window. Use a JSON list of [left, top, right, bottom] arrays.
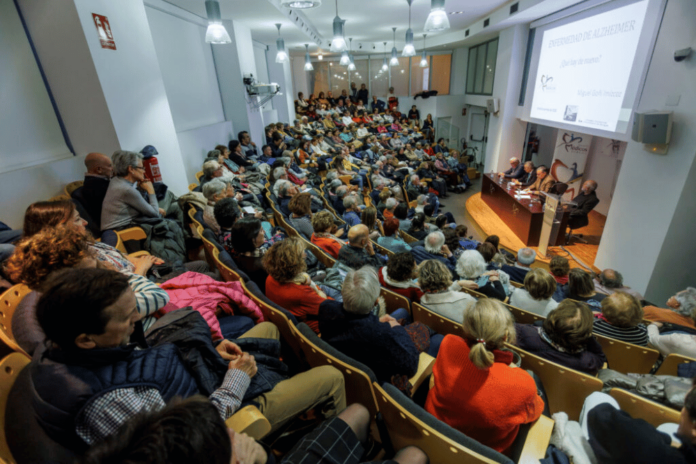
[[348, 57, 369, 105], [466, 38, 498, 95], [309, 61, 331, 98], [389, 57, 410, 97], [430, 54, 451, 96], [371, 62, 390, 100], [410, 56, 430, 96]]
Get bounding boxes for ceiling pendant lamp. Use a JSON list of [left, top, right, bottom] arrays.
[[402, 0, 416, 57], [304, 44, 314, 71], [419, 34, 429, 67], [275, 24, 288, 63], [381, 42, 388, 72], [204, 0, 231, 44], [424, 0, 450, 32], [280, 0, 321, 9], [347, 38, 356, 71], [330, 0, 346, 52], [318, 50, 323, 60], [340, 51, 350, 66], [390, 27, 399, 66]]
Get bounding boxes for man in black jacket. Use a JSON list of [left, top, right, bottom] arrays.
[[498, 157, 525, 180], [513, 161, 537, 187], [357, 83, 368, 105], [568, 180, 599, 229]]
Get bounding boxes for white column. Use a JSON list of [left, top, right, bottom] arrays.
[[267, 43, 296, 125]]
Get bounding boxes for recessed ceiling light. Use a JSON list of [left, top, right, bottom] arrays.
[[448, 11, 463, 15]]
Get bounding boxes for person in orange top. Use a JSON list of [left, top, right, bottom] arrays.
[[643, 287, 696, 330], [310, 211, 346, 259], [263, 237, 334, 334], [425, 298, 545, 454]]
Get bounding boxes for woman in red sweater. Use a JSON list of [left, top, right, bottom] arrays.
[[378, 252, 424, 303], [425, 299, 544, 454], [310, 211, 345, 259], [263, 237, 333, 333]]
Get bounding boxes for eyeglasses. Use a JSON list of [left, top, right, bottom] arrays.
[[133, 165, 145, 171]]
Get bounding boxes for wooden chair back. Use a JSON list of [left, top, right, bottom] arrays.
[[460, 286, 487, 299], [240, 280, 303, 361], [507, 344, 603, 421], [302, 238, 337, 268], [373, 383, 505, 464], [195, 171, 204, 181], [198, 225, 220, 269], [63, 180, 83, 197], [115, 227, 147, 254], [509, 280, 524, 289], [188, 183, 198, 192], [372, 240, 394, 259], [412, 302, 463, 338], [0, 285, 32, 358], [609, 388, 680, 427], [212, 248, 241, 282], [503, 302, 546, 325], [594, 334, 660, 374], [655, 353, 696, 376], [0, 353, 31, 463], [47, 195, 70, 202], [380, 287, 411, 317], [401, 230, 417, 243], [294, 323, 379, 418]]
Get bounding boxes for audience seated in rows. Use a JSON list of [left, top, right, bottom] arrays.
[[426, 299, 544, 454], [593, 268, 644, 300], [509, 268, 559, 317], [310, 210, 345, 259], [287, 192, 314, 240], [418, 259, 476, 323], [377, 218, 411, 253], [80, 152, 113, 228], [549, 256, 570, 285], [228, 217, 269, 293], [412, 231, 457, 275], [407, 213, 430, 240], [319, 266, 443, 394], [514, 300, 606, 375], [378, 252, 424, 303], [22, 268, 347, 450]]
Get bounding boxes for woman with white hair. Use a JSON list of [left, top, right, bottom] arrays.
[[455, 250, 506, 301], [101, 150, 163, 231], [201, 179, 231, 235]]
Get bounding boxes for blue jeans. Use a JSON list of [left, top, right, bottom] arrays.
[[219, 315, 256, 339]]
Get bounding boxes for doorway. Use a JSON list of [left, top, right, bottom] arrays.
[[466, 106, 489, 171]]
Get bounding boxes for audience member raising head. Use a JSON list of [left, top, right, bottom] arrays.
[[425, 298, 544, 453]]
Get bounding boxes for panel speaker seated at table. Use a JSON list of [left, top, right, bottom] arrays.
[[568, 180, 599, 229], [521, 166, 555, 195]]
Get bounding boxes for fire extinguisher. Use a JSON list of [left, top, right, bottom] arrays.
[[140, 145, 162, 183]]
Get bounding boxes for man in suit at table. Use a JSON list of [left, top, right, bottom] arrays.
[[498, 157, 525, 180], [523, 166, 555, 194], [568, 180, 599, 229], [513, 161, 537, 188]]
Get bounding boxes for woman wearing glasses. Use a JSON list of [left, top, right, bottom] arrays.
[[101, 150, 165, 231]]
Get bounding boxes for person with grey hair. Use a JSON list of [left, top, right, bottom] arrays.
[[342, 195, 361, 227], [644, 287, 696, 331], [325, 170, 338, 182], [318, 266, 443, 385], [568, 179, 600, 232], [502, 247, 537, 284], [383, 197, 398, 218], [200, 179, 230, 234], [200, 160, 223, 189], [512, 161, 537, 187], [332, 185, 349, 215], [593, 269, 643, 300], [499, 157, 524, 180], [411, 231, 457, 275], [101, 150, 163, 230], [455, 250, 506, 300]]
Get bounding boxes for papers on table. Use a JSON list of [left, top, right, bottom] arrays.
[[243, 206, 256, 214], [516, 194, 532, 199]]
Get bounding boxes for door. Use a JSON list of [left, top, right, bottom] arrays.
[[467, 106, 489, 171]]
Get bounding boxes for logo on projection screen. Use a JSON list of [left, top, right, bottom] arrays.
[[540, 75, 555, 92]]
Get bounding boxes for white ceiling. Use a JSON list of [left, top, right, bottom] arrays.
[[163, 0, 512, 55]]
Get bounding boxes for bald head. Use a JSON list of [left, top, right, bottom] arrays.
[[582, 180, 598, 194], [85, 152, 113, 177], [347, 224, 369, 246]]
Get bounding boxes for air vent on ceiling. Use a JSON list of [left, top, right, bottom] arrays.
[[465, 29, 470, 37], [510, 3, 519, 15], [483, 18, 490, 28]]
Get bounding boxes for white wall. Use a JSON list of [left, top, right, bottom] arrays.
[[290, 57, 309, 101], [530, 124, 557, 168], [594, 0, 696, 303], [267, 43, 295, 125], [582, 137, 625, 216]]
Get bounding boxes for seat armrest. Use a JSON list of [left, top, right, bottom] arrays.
[[224, 405, 271, 440], [518, 415, 554, 464], [409, 352, 436, 396], [119, 226, 147, 242], [128, 251, 151, 258]]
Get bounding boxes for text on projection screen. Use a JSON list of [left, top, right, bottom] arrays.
[[530, 0, 648, 133]]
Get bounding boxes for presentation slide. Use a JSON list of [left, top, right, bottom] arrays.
[[530, 0, 648, 132]]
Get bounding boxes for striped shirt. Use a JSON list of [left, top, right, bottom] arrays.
[[128, 274, 170, 332], [593, 319, 649, 346]]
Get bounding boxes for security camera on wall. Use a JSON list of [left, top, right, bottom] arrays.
[[674, 47, 692, 62]]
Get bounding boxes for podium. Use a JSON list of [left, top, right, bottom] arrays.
[[538, 192, 567, 258]]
